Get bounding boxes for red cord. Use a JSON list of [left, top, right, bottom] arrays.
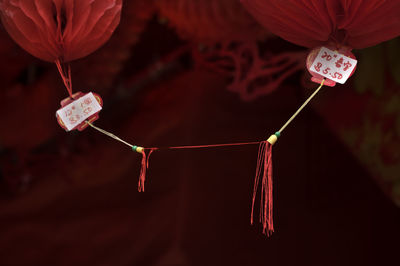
[[145, 141, 261, 151], [55, 59, 73, 98], [142, 140, 274, 235]]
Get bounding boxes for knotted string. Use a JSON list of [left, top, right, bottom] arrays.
[[85, 121, 263, 192], [54, 59, 325, 236], [85, 80, 325, 236], [84, 121, 157, 192], [145, 141, 261, 151], [55, 59, 73, 98], [249, 79, 325, 234]]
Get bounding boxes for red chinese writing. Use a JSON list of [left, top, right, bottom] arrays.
[[321, 51, 332, 61], [343, 61, 352, 71], [83, 107, 93, 115], [64, 108, 72, 117], [84, 97, 92, 105], [314, 62, 322, 72], [323, 67, 330, 75], [335, 57, 343, 68], [81, 96, 93, 109], [63, 96, 94, 123], [330, 72, 343, 79], [68, 114, 81, 125]]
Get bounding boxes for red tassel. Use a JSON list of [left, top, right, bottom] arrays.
[[251, 140, 274, 236], [138, 148, 156, 192]]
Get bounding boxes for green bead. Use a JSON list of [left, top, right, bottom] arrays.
[[274, 132, 281, 138], [132, 145, 138, 151]]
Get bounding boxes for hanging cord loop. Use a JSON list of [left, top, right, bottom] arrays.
[[55, 59, 73, 98]]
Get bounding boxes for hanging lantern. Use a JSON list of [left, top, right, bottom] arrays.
[[236, 0, 400, 235], [0, 0, 123, 131], [241, 0, 400, 86], [241, 0, 400, 50], [0, 0, 123, 62]]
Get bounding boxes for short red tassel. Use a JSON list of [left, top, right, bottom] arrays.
[[251, 140, 274, 236], [138, 148, 156, 192]]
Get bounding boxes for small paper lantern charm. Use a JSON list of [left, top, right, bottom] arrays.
[[0, 0, 122, 62], [306, 46, 357, 87], [56, 92, 103, 131]]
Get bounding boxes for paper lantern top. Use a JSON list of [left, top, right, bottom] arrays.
[[241, 0, 400, 50], [0, 0, 122, 62]]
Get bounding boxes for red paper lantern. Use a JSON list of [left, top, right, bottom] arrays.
[[0, 0, 122, 62], [241, 0, 400, 50]]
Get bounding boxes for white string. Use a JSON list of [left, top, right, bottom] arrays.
[[85, 121, 135, 149], [277, 79, 325, 134]]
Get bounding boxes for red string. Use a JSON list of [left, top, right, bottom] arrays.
[[55, 59, 73, 98], [142, 140, 274, 236], [140, 141, 261, 192], [144, 141, 261, 151]]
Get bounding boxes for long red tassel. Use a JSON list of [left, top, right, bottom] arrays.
[[251, 140, 274, 236], [138, 148, 156, 192]]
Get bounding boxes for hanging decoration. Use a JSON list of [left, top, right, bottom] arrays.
[[313, 39, 400, 207], [239, 0, 400, 233], [0, 0, 158, 194], [0, 0, 122, 128], [242, 0, 400, 86], [0, 0, 123, 62], [1, 0, 399, 237]]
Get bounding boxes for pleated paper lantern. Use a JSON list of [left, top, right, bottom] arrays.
[[0, 0, 122, 62], [242, 0, 400, 87], [241, 0, 400, 50]]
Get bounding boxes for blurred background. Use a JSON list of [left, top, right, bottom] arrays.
[[0, 1, 400, 265]]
